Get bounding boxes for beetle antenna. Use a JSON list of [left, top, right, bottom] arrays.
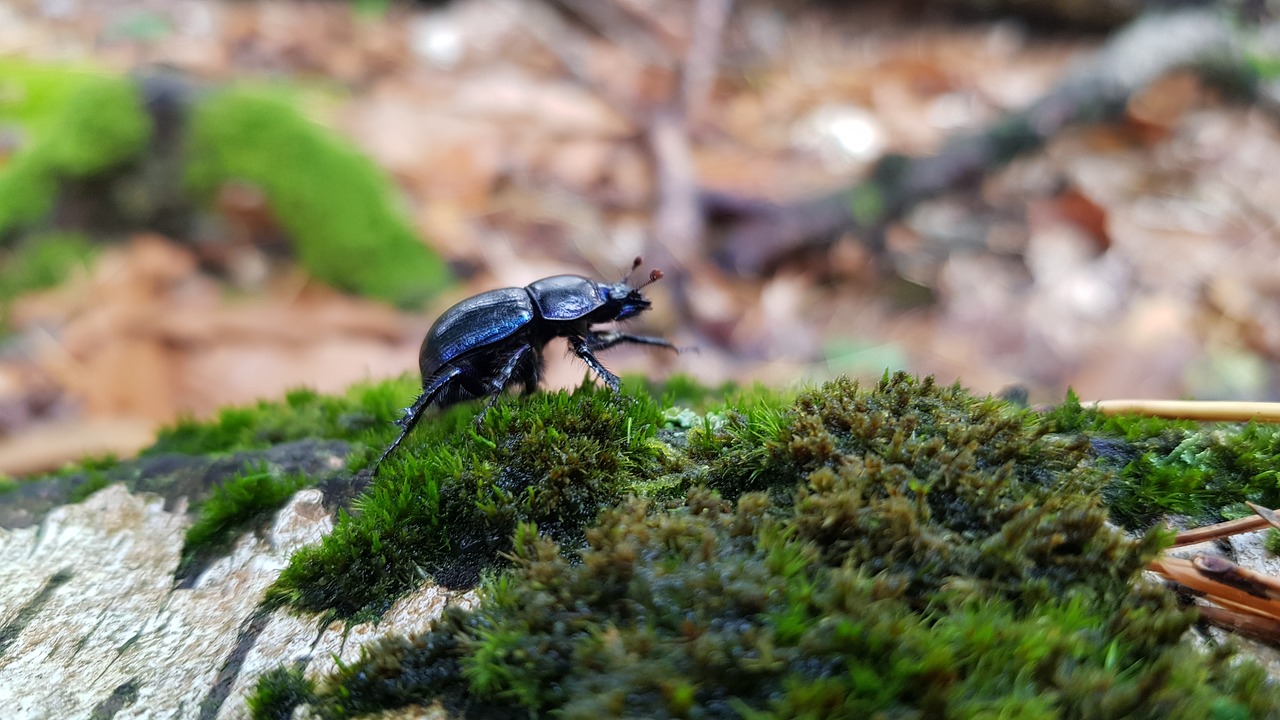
[[624, 256, 643, 284], [637, 268, 663, 290]]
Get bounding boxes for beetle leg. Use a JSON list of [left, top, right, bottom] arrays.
[[569, 336, 621, 391], [517, 348, 543, 395], [475, 344, 534, 426], [585, 331, 679, 353], [372, 364, 464, 473]]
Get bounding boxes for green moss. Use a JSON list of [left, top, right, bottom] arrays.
[[0, 64, 150, 239], [247, 664, 316, 720], [247, 372, 1280, 718], [266, 380, 667, 622], [1041, 389, 1198, 443], [1044, 391, 1280, 528], [68, 471, 114, 504], [62, 454, 123, 503], [146, 378, 415, 459], [185, 89, 451, 307], [1266, 529, 1280, 556], [0, 61, 451, 307], [301, 489, 1274, 719], [0, 59, 105, 130], [179, 465, 310, 577]]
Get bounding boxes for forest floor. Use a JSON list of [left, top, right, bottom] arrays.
[[3, 0, 1280, 473]]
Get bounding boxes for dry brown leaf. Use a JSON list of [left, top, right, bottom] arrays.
[[0, 418, 157, 476]]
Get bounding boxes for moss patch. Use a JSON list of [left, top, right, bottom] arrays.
[[1044, 390, 1280, 528], [265, 380, 668, 622], [0, 232, 96, 323], [185, 89, 451, 307], [246, 372, 1280, 718], [177, 465, 311, 580], [0, 61, 451, 308], [147, 379, 415, 461], [246, 663, 315, 720], [0, 62, 150, 240], [298, 490, 1271, 719]]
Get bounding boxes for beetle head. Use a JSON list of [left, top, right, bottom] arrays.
[[601, 257, 663, 321]]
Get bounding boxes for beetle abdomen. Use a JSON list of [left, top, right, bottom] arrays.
[[419, 287, 534, 378]]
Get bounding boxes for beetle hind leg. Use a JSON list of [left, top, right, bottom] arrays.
[[474, 344, 535, 426]]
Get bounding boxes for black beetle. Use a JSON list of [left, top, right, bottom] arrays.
[[373, 258, 676, 470]]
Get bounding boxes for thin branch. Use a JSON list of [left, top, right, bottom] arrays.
[[1094, 399, 1280, 422]]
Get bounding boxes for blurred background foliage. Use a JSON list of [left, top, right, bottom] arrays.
[[5, 0, 1280, 472], [0, 59, 450, 308]]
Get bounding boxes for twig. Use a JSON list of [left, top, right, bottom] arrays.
[[716, 9, 1245, 275], [1094, 399, 1280, 422], [1171, 515, 1272, 547], [1247, 502, 1280, 531], [544, 0, 680, 65], [1197, 603, 1280, 645]]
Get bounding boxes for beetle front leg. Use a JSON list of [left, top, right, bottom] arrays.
[[584, 331, 679, 353], [569, 336, 621, 391]]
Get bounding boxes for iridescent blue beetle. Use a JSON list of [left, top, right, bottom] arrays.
[[373, 258, 674, 470]]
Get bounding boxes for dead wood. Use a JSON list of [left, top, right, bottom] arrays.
[[712, 9, 1246, 276]]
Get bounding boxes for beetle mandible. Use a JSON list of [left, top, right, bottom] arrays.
[[372, 257, 675, 470]]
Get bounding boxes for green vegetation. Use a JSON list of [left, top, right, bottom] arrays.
[[1266, 528, 1280, 556], [102, 370, 1280, 718], [0, 61, 151, 240], [67, 471, 114, 504], [147, 379, 416, 460], [0, 60, 450, 308], [178, 466, 310, 577], [60, 454, 124, 503], [300, 496, 1268, 720], [186, 89, 451, 306], [257, 373, 1276, 720], [246, 664, 316, 720], [0, 231, 96, 295], [1043, 390, 1280, 528], [265, 379, 671, 623]]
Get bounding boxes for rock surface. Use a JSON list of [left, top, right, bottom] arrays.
[[0, 484, 470, 720]]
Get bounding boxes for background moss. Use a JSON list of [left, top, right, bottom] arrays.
[[0, 62, 451, 308], [1044, 391, 1280, 528], [0, 231, 96, 331], [185, 89, 451, 307], [0, 63, 150, 240], [146, 379, 414, 459]]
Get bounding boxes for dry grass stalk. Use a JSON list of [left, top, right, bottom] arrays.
[[1094, 399, 1280, 422]]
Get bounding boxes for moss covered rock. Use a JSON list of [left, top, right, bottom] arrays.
[[0, 61, 450, 308], [7, 371, 1280, 718], [245, 372, 1280, 719]]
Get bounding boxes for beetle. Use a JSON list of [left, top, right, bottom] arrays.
[[372, 258, 676, 471]]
